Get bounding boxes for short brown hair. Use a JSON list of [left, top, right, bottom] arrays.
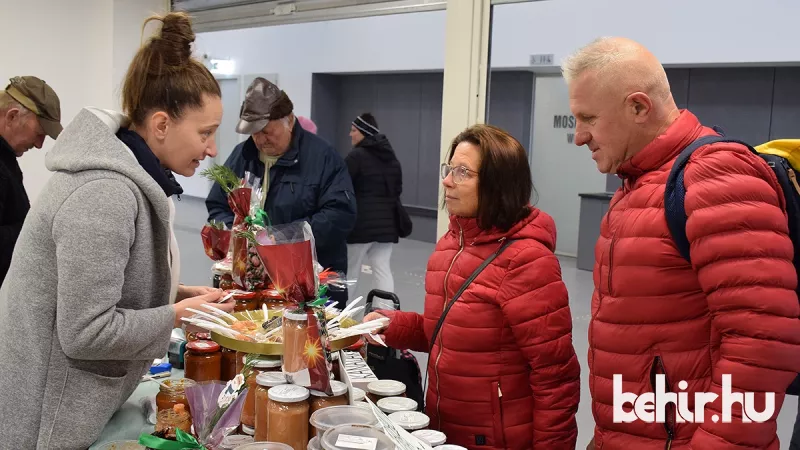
[[446, 124, 534, 231], [122, 12, 221, 126]]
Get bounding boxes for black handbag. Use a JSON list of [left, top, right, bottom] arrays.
[[365, 289, 425, 410]]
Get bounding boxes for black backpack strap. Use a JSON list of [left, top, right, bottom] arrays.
[[664, 134, 759, 263], [428, 238, 516, 354]]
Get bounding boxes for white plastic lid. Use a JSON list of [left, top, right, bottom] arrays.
[[351, 387, 366, 402], [388, 411, 430, 431], [377, 397, 418, 414], [268, 384, 310, 403], [234, 443, 293, 450], [311, 380, 347, 397], [367, 380, 406, 396], [240, 424, 255, 436], [256, 372, 287, 387], [221, 435, 254, 449], [308, 436, 322, 450], [433, 446, 467, 450], [284, 310, 309, 321], [411, 430, 446, 446], [245, 356, 282, 368], [320, 424, 395, 450], [310, 405, 378, 432]]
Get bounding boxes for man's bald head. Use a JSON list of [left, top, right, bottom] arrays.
[[562, 37, 680, 174]]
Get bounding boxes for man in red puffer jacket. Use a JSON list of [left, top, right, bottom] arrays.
[[563, 37, 800, 449]]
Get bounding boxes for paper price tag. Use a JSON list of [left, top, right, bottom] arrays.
[[334, 434, 378, 450]]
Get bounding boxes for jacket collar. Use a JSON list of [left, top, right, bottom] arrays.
[[449, 207, 540, 245], [242, 119, 306, 168], [0, 135, 18, 168], [116, 128, 183, 197], [617, 110, 706, 179]]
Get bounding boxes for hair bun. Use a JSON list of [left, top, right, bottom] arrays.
[[148, 12, 195, 70]]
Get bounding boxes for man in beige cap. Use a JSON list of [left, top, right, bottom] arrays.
[[0, 76, 62, 285]]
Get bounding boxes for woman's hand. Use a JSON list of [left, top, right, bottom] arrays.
[[363, 311, 390, 346], [172, 290, 232, 328], [177, 285, 221, 302]]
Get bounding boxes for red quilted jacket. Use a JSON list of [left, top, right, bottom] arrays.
[[384, 208, 580, 450], [590, 110, 800, 450]]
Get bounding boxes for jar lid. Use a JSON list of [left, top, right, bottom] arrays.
[[256, 372, 287, 387], [388, 411, 430, 430], [245, 356, 282, 368], [240, 424, 255, 436], [159, 378, 196, 393], [377, 397, 418, 414], [367, 380, 406, 396], [310, 380, 347, 397], [310, 405, 378, 431], [196, 332, 211, 340], [220, 434, 254, 449], [268, 384, 310, 403], [351, 387, 366, 402], [283, 310, 309, 321], [411, 430, 447, 446], [186, 340, 220, 353], [320, 424, 395, 450]]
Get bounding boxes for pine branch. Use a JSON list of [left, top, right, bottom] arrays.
[[200, 164, 240, 194]]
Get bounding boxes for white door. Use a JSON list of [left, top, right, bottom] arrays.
[[215, 77, 245, 166]]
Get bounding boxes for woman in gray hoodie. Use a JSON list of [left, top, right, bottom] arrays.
[[0, 12, 232, 448]]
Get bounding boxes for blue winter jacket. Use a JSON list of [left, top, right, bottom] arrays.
[[206, 121, 356, 273]]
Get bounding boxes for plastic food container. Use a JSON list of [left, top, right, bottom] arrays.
[[320, 424, 395, 450], [310, 405, 378, 438], [233, 443, 294, 450], [308, 436, 322, 450], [310, 380, 349, 414], [366, 380, 406, 402], [388, 411, 430, 431], [377, 397, 418, 414], [219, 434, 254, 449], [98, 441, 145, 450], [412, 430, 447, 446]]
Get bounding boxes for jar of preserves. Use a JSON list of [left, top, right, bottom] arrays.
[[377, 397, 418, 414], [221, 347, 238, 381], [186, 330, 211, 343], [241, 357, 283, 429], [308, 380, 348, 438], [411, 430, 447, 447], [283, 311, 309, 375], [184, 340, 222, 382], [234, 292, 258, 312], [366, 380, 406, 403], [259, 289, 286, 310], [155, 378, 196, 414], [254, 373, 291, 440], [155, 403, 192, 435], [265, 384, 310, 450]]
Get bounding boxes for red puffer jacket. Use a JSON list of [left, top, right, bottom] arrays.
[[383, 208, 580, 450], [590, 110, 800, 450]]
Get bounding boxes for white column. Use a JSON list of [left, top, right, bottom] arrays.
[[437, 0, 492, 238]]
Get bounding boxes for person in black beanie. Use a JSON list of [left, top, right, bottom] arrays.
[[345, 113, 403, 300]]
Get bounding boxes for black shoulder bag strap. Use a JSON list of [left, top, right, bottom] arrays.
[[428, 238, 517, 354]]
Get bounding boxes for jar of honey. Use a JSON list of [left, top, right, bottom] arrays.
[[156, 404, 192, 435], [221, 347, 238, 381], [366, 380, 407, 403], [283, 310, 309, 375], [254, 373, 290, 441], [155, 378, 195, 414], [265, 384, 310, 449], [184, 340, 222, 382], [234, 292, 258, 312], [241, 357, 283, 429], [308, 380, 348, 438]]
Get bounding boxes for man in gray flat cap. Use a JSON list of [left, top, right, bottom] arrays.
[[0, 76, 63, 286], [206, 78, 356, 306]]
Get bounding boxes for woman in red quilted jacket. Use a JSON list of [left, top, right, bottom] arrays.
[[364, 124, 580, 450]]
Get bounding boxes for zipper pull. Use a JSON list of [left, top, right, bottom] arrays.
[[290, 182, 295, 193]]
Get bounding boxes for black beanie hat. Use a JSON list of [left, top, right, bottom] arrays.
[[353, 113, 380, 137]]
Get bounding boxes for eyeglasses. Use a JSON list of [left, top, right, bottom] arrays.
[[440, 163, 477, 184]]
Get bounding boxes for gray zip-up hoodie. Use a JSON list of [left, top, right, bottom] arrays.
[[0, 108, 178, 449]]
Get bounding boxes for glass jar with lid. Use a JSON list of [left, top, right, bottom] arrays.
[[155, 378, 196, 414], [221, 347, 238, 381], [155, 403, 192, 435], [184, 340, 222, 382], [259, 289, 286, 310], [233, 291, 259, 312], [377, 397, 418, 414], [241, 357, 283, 429], [282, 310, 309, 375], [366, 380, 406, 403], [411, 430, 447, 447], [388, 411, 430, 431], [254, 373, 291, 440], [264, 384, 310, 449], [308, 380, 349, 438]]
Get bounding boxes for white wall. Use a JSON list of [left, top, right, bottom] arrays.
[[1, 0, 168, 203]]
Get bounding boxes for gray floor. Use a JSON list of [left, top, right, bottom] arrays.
[[175, 196, 798, 448]]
